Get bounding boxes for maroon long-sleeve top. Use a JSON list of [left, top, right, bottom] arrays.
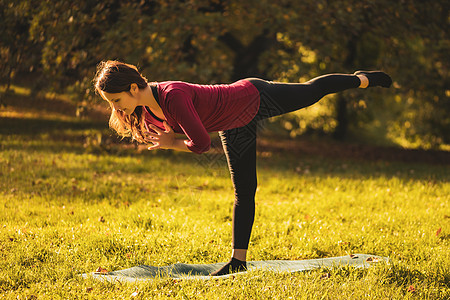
[[144, 80, 260, 154]]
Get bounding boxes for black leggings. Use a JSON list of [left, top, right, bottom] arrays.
[[219, 74, 360, 249]]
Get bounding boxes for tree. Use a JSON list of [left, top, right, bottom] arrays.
[[2, 0, 449, 148], [0, 0, 41, 93]]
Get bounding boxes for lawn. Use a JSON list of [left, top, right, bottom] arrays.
[[0, 90, 449, 299]]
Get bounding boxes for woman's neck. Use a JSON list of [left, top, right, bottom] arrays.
[[140, 85, 165, 120]]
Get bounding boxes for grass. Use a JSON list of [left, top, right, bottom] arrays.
[[0, 89, 449, 299]]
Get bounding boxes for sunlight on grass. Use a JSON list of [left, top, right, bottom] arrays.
[[0, 84, 31, 96], [0, 109, 77, 121], [0, 84, 71, 102]]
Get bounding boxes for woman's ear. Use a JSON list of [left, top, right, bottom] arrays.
[[130, 83, 139, 96]]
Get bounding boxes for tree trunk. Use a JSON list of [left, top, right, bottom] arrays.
[[219, 30, 275, 81], [333, 94, 348, 140], [333, 36, 358, 140]]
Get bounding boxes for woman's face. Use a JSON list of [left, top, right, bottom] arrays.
[[100, 90, 139, 116]]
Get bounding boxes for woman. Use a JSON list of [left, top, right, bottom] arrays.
[[93, 60, 392, 275]]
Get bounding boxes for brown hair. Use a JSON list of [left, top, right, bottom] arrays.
[[93, 60, 149, 143]]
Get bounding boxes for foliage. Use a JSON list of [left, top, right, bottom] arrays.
[[0, 0, 448, 148], [0, 0, 41, 92]]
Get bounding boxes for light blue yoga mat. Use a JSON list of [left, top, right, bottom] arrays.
[[82, 254, 388, 282]]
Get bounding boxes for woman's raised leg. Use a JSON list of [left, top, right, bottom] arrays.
[[248, 71, 391, 119]]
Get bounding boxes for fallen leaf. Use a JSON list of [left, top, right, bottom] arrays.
[[95, 267, 108, 274], [98, 216, 105, 223], [407, 285, 416, 293], [366, 257, 383, 263], [436, 228, 442, 236], [321, 273, 331, 279], [86, 287, 93, 293]]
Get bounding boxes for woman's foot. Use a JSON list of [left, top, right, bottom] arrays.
[[210, 257, 247, 276], [354, 71, 392, 88]]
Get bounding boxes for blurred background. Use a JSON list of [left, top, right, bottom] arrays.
[[1, 0, 449, 150]]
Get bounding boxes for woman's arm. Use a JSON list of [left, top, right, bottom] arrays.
[[144, 89, 211, 153], [164, 90, 211, 153]]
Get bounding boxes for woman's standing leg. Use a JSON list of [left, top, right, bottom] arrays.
[[210, 120, 258, 276]]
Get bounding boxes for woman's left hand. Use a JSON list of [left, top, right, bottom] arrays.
[[145, 121, 175, 150]]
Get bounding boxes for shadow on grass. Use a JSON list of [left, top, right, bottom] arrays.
[[258, 138, 450, 166], [0, 116, 106, 136], [0, 116, 120, 156]]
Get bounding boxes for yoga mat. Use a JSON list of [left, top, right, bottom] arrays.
[[81, 254, 388, 282]]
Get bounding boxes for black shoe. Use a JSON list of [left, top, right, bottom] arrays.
[[210, 258, 247, 276], [354, 71, 392, 88]]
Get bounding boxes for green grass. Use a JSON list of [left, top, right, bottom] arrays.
[[0, 92, 449, 299]]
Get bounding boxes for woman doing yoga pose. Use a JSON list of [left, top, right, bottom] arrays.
[[93, 60, 392, 275]]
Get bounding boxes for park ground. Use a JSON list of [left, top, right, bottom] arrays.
[[0, 87, 449, 299]]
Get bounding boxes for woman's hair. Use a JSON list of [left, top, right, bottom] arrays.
[[93, 60, 149, 143]]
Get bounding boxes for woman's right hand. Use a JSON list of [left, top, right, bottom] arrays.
[[144, 121, 175, 150]]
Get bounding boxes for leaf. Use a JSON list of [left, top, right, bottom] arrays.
[[436, 228, 442, 236], [407, 285, 416, 293], [95, 267, 108, 274], [366, 257, 383, 263]]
